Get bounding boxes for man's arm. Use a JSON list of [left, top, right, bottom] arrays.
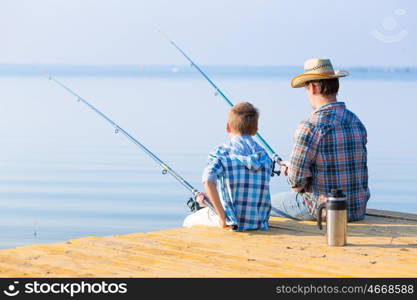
[[288, 122, 319, 191], [280, 161, 306, 193], [203, 181, 228, 228]]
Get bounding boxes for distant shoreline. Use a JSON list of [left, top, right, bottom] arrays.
[[0, 64, 416, 80]]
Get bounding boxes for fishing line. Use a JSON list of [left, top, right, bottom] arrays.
[[159, 30, 283, 176]]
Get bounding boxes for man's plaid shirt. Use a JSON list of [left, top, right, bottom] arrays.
[[288, 102, 370, 221], [202, 135, 272, 231]]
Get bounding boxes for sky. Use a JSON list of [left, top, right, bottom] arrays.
[[0, 0, 415, 66]]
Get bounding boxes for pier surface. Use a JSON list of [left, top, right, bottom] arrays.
[[0, 209, 416, 277]]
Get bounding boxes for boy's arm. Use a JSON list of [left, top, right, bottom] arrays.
[[203, 181, 228, 228], [202, 148, 228, 228]]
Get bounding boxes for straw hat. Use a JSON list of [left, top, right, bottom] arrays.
[[290, 58, 349, 88]]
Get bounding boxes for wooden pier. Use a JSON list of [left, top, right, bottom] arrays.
[[0, 209, 416, 277]]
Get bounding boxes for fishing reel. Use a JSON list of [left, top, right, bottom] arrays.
[[187, 197, 202, 213], [271, 156, 282, 177], [271, 161, 281, 177]]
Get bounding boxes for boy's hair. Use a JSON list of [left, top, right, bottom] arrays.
[[228, 102, 259, 135]]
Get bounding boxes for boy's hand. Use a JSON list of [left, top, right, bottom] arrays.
[[218, 217, 229, 229], [203, 181, 229, 229], [196, 192, 208, 207], [280, 161, 290, 176]]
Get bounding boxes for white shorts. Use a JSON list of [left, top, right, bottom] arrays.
[[182, 207, 219, 228]]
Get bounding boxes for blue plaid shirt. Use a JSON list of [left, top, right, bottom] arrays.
[[202, 135, 272, 231]]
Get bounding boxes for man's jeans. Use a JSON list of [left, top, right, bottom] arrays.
[[271, 192, 315, 221]]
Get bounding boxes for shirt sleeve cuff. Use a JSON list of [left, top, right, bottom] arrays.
[[202, 172, 217, 184], [288, 175, 306, 189]]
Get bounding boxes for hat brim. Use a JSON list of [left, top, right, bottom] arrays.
[[290, 70, 349, 88]]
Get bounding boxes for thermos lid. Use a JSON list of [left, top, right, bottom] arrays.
[[328, 189, 346, 198], [327, 189, 347, 210]]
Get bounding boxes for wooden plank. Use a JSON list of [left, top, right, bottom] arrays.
[[269, 209, 417, 237], [366, 208, 417, 221], [0, 210, 416, 278], [269, 215, 417, 238]]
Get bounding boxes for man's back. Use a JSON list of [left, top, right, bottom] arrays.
[[289, 102, 370, 221]]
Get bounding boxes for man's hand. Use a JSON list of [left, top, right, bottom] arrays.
[[291, 186, 305, 193], [280, 161, 290, 176]]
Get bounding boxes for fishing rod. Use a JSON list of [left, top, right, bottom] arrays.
[[37, 69, 213, 213], [159, 31, 283, 176]]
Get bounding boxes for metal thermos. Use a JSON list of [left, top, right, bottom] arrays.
[[317, 189, 347, 246]]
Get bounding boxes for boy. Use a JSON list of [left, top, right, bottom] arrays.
[[183, 102, 273, 231]]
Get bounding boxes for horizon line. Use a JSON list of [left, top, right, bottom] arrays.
[[0, 63, 417, 69]]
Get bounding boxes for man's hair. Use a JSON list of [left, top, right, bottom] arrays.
[[305, 78, 339, 96], [228, 102, 259, 135]]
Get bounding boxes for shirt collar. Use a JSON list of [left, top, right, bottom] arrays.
[[313, 101, 346, 114], [230, 135, 253, 142]]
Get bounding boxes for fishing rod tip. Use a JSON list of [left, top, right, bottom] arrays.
[[157, 29, 171, 41], [33, 66, 51, 79]]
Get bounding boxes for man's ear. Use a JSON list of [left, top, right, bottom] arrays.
[[311, 83, 319, 95], [226, 122, 231, 133]]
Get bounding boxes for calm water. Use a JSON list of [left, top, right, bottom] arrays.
[[0, 69, 416, 248]]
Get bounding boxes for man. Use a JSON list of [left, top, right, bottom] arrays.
[[271, 58, 370, 222]]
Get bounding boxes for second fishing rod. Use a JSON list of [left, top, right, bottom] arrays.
[[160, 31, 283, 176], [38, 69, 217, 215]]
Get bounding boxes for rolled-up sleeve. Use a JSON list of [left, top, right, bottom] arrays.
[[202, 151, 224, 184], [288, 122, 319, 189]]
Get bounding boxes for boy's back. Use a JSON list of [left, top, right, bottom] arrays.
[[203, 135, 272, 231], [183, 102, 272, 231]]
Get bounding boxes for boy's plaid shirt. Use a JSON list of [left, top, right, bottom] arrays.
[[288, 102, 370, 221], [202, 135, 272, 231]]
